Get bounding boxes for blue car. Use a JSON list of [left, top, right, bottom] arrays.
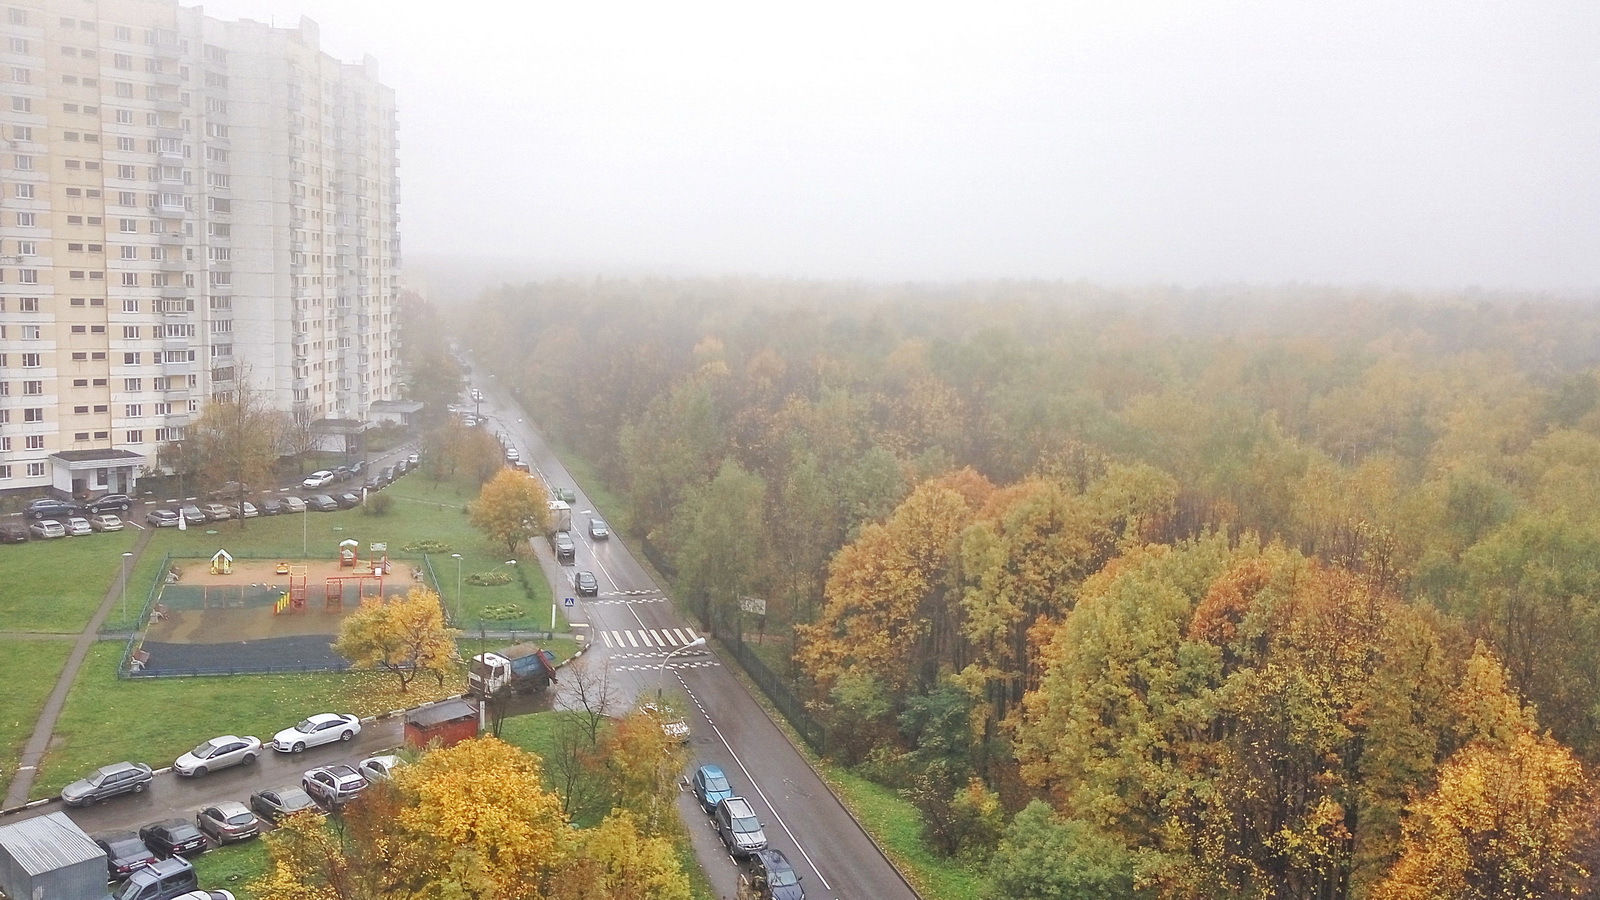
[[691, 764, 733, 812]]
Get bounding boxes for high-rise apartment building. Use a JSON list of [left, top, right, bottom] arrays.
[[0, 0, 400, 498]]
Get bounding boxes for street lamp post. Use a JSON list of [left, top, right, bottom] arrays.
[[302, 501, 309, 557], [657, 636, 708, 698], [451, 553, 463, 624], [121, 551, 134, 625]]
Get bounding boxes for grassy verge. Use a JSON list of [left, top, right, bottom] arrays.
[[34, 642, 467, 798], [193, 839, 270, 900], [0, 528, 142, 633], [0, 639, 73, 799], [824, 767, 986, 900]]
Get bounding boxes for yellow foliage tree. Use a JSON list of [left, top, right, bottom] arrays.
[[331, 586, 459, 692], [550, 810, 692, 900], [469, 467, 551, 556], [254, 737, 575, 900], [1372, 729, 1599, 900]]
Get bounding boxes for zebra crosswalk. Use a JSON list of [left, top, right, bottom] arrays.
[[592, 595, 665, 605], [597, 626, 703, 650]]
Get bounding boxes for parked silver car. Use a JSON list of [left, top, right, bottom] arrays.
[[173, 734, 263, 777], [61, 761, 153, 806]]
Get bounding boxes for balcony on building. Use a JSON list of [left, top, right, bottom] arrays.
[[162, 358, 191, 378]]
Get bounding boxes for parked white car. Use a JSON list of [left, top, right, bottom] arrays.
[[301, 470, 336, 489], [357, 754, 404, 782], [270, 713, 361, 753], [173, 734, 263, 776]]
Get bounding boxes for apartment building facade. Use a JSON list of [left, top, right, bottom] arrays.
[[0, 0, 400, 499]]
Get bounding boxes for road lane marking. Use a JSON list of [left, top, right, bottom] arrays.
[[600, 631, 614, 648], [651, 629, 667, 646], [625, 631, 639, 648], [677, 674, 832, 893]]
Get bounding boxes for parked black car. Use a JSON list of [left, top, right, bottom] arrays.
[[575, 570, 599, 597], [379, 466, 396, 485], [85, 493, 134, 514], [94, 832, 160, 881], [0, 522, 27, 544], [25, 497, 80, 520], [750, 849, 806, 900], [258, 496, 284, 516], [138, 818, 209, 858], [364, 475, 384, 491], [333, 491, 362, 509], [248, 785, 320, 823], [306, 494, 339, 512], [61, 761, 154, 806]]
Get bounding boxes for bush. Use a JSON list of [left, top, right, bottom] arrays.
[[908, 769, 1006, 860], [363, 493, 394, 516], [402, 540, 453, 554], [466, 571, 513, 586], [481, 604, 525, 621]]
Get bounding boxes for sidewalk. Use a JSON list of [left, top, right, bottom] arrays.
[[4, 525, 156, 808]]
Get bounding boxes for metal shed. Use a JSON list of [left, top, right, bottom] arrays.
[[404, 698, 480, 749], [0, 811, 111, 900]]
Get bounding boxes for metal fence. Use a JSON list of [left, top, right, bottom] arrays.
[[641, 537, 829, 755]]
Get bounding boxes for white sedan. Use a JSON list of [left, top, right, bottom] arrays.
[[301, 470, 336, 489], [270, 713, 361, 753], [357, 754, 404, 782], [174, 735, 262, 777]]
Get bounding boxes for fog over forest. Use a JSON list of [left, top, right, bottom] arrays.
[[197, 0, 1599, 291]]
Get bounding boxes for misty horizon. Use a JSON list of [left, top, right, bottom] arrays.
[[194, 0, 1600, 291]]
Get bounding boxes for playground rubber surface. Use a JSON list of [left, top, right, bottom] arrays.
[[134, 557, 421, 675]]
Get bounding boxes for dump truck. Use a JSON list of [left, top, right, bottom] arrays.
[[468, 644, 559, 696]]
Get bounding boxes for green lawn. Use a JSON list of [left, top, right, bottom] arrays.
[[0, 639, 73, 799], [0, 529, 142, 633], [133, 472, 558, 632], [33, 642, 467, 798], [823, 767, 987, 900], [193, 839, 270, 900]]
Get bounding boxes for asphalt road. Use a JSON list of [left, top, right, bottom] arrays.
[[1, 718, 404, 834], [473, 372, 920, 900]]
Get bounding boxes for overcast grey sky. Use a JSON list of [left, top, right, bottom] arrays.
[[191, 0, 1600, 290]]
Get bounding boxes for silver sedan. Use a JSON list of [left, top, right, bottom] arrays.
[[173, 734, 263, 777]]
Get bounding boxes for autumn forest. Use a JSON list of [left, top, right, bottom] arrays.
[[459, 280, 1600, 899]]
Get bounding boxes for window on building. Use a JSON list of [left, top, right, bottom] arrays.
[[121, 272, 138, 287], [24, 408, 43, 422], [27, 463, 45, 477], [16, 212, 34, 227], [122, 326, 139, 339], [25, 435, 45, 450], [125, 378, 142, 392], [125, 404, 142, 417], [126, 430, 142, 443], [21, 325, 39, 339], [123, 352, 139, 364], [22, 380, 41, 395], [14, 183, 33, 199]]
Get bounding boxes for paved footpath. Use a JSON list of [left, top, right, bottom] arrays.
[[4, 525, 156, 808]]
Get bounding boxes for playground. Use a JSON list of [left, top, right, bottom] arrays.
[[131, 540, 423, 675]]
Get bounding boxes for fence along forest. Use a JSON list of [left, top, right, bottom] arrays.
[[456, 279, 1600, 899]]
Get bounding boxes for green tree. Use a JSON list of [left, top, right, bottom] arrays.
[[185, 374, 283, 524], [985, 801, 1141, 900], [674, 460, 770, 635]]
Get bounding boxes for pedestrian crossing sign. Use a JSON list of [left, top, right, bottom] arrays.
[[565, 596, 575, 608]]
